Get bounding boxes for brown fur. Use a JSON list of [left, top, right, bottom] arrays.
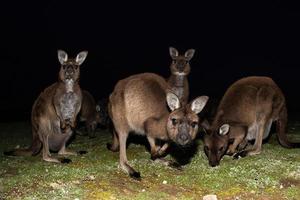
[[77, 90, 101, 138], [4, 50, 88, 163], [167, 47, 195, 105], [108, 73, 208, 179], [203, 76, 300, 167]]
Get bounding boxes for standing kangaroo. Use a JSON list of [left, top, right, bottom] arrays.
[[77, 90, 101, 138], [4, 50, 88, 163], [108, 73, 208, 179], [203, 76, 300, 167], [167, 47, 195, 105]]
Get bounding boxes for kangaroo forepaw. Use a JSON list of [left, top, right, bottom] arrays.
[[233, 150, 247, 159]]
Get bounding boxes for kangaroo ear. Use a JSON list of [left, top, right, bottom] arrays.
[[169, 47, 179, 59], [166, 92, 181, 111], [190, 96, 209, 114], [184, 49, 195, 61], [76, 51, 88, 65], [219, 124, 230, 135], [96, 105, 101, 112], [58, 50, 68, 64]]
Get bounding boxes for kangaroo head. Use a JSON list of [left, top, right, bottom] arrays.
[[204, 123, 230, 167], [58, 50, 88, 83], [169, 47, 195, 75], [166, 92, 208, 146]]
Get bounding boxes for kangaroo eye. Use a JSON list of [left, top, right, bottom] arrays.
[[171, 118, 177, 126], [191, 122, 198, 128]]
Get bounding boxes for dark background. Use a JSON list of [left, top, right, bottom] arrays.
[[1, 1, 300, 121]]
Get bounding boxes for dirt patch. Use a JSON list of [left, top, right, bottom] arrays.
[[0, 168, 18, 178], [279, 178, 300, 188], [158, 184, 185, 196]]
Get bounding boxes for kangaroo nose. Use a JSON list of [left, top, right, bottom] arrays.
[[176, 64, 185, 71], [209, 161, 219, 167], [179, 134, 188, 141]]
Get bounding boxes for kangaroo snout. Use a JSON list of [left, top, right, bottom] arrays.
[[175, 63, 185, 72], [209, 162, 219, 167], [65, 68, 74, 78], [176, 133, 191, 146]]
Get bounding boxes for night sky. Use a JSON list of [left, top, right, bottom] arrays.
[[1, 1, 300, 121]]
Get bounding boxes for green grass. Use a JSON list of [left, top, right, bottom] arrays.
[[0, 121, 299, 200]]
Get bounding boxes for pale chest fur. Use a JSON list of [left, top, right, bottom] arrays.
[[168, 75, 188, 103], [170, 86, 185, 102], [59, 80, 80, 120]]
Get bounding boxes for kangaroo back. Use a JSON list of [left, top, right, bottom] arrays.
[[110, 73, 168, 134], [204, 76, 300, 167]]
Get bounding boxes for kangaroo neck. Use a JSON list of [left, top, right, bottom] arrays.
[[169, 74, 187, 87], [59, 79, 77, 93]]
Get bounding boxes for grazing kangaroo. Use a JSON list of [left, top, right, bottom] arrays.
[[77, 90, 101, 138], [108, 73, 208, 179], [167, 47, 195, 105], [4, 50, 88, 163], [203, 76, 300, 167]]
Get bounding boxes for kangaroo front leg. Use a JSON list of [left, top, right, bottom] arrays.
[[119, 131, 140, 179], [227, 134, 246, 155], [147, 136, 160, 160], [147, 136, 180, 169]]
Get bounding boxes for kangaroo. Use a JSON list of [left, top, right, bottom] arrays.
[[108, 73, 208, 179], [77, 90, 101, 138], [96, 97, 112, 130], [4, 50, 88, 163], [203, 76, 300, 167], [167, 47, 195, 105]]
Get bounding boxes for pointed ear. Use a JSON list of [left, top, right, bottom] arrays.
[[184, 49, 195, 61], [190, 96, 209, 114], [76, 51, 88, 65], [219, 124, 230, 136], [166, 92, 181, 111], [169, 47, 179, 59], [58, 50, 68, 64]]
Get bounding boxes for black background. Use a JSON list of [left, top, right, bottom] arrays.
[[1, 1, 300, 121]]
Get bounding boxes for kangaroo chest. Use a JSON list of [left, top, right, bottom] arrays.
[[59, 92, 79, 120], [169, 75, 187, 102], [171, 86, 185, 101]]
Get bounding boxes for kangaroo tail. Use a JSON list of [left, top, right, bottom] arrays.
[[276, 106, 300, 148], [3, 135, 42, 156]]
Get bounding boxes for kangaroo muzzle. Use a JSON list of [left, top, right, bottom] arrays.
[[176, 124, 191, 145]]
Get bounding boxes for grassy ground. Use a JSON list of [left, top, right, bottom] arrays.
[[0, 121, 299, 200]]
